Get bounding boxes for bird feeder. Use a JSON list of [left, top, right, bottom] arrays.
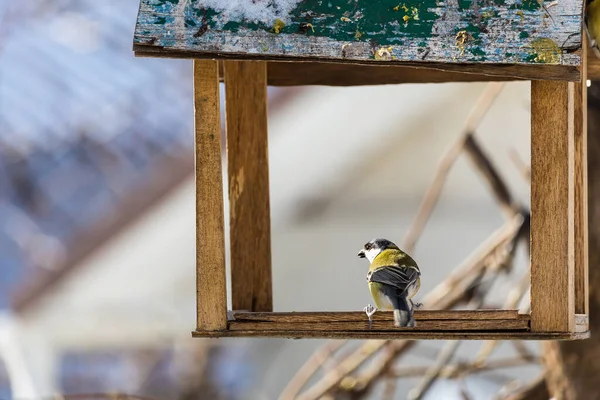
[[133, 0, 590, 340]]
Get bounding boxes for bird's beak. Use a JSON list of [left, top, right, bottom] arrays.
[[358, 249, 366, 258]]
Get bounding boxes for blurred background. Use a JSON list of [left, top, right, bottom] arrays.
[[0, 0, 541, 399]]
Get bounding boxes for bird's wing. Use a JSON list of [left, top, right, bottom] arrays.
[[368, 265, 420, 295]]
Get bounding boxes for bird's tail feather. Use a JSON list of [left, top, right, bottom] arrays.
[[393, 297, 414, 327]]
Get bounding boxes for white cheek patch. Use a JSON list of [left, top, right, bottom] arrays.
[[365, 248, 382, 263]]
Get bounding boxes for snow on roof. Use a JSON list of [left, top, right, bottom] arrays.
[[197, 0, 303, 24]]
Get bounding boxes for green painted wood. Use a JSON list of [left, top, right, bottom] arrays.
[[134, 0, 583, 75]]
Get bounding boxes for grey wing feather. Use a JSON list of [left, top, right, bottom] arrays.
[[369, 265, 420, 296]]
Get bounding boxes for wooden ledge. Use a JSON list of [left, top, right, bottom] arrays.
[[192, 310, 591, 340], [192, 330, 589, 340]]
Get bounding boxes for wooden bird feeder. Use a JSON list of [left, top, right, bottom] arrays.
[[133, 0, 590, 340]]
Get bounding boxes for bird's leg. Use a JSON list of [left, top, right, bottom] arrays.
[[410, 299, 423, 310], [363, 304, 377, 329], [407, 311, 416, 328]]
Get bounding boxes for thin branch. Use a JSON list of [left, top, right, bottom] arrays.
[[279, 340, 347, 400], [403, 82, 505, 253], [408, 340, 463, 400], [382, 378, 397, 400], [473, 271, 531, 365], [464, 134, 519, 217], [511, 341, 537, 363], [508, 148, 531, 183], [497, 374, 549, 400], [390, 357, 538, 379], [408, 268, 500, 400]]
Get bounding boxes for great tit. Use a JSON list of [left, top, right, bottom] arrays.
[[358, 238, 421, 328]]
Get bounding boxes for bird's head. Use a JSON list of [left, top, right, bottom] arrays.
[[357, 238, 400, 263]]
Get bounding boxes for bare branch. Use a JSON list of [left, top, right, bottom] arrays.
[[464, 135, 519, 217], [497, 374, 549, 400], [403, 82, 505, 253], [508, 148, 530, 183], [390, 357, 539, 379], [382, 378, 397, 400], [408, 340, 463, 400], [279, 340, 347, 400], [473, 271, 531, 365]]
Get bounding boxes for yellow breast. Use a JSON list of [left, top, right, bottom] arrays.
[[368, 282, 394, 310]]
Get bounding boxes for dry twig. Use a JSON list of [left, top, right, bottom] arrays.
[[403, 82, 506, 253]]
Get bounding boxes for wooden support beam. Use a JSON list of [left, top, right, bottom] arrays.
[[194, 60, 227, 331], [228, 310, 528, 332], [530, 80, 576, 332], [588, 54, 600, 80], [192, 330, 589, 340], [224, 61, 273, 312], [575, 36, 589, 315], [231, 61, 520, 86]]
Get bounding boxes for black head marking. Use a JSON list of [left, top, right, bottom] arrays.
[[365, 238, 399, 251]]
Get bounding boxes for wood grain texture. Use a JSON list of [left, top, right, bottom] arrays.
[[194, 60, 227, 331], [530, 80, 576, 333], [261, 61, 521, 85], [134, 0, 582, 80], [231, 310, 522, 322], [192, 330, 590, 340], [224, 61, 273, 312], [229, 319, 528, 332], [574, 35, 589, 315], [588, 53, 600, 80], [136, 49, 581, 81]]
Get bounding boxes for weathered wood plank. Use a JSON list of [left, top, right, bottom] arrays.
[[192, 330, 590, 340], [231, 310, 521, 322], [530, 80, 576, 333], [136, 51, 581, 81], [134, 0, 583, 81], [224, 61, 273, 312], [229, 319, 528, 331], [588, 53, 600, 79], [249, 61, 521, 85], [575, 35, 589, 315], [194, 60, 227, 331]]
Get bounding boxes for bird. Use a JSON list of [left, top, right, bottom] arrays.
[[586, 0, 600, 58], [358, 238, 421, 328]]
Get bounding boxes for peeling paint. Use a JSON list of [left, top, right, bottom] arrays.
[[530, 37, 561, 63], [134, 0, 582, 66]]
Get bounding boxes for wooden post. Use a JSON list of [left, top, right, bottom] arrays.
[[194, 60, 228, 331], [530, 80, 576, 332], [574, 37, 589, 316], [224, 61, 273, 312]]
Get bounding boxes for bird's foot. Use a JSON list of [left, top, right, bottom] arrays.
[[413, 302, 423, 309], [407, 315, 416, 328], [363, 304, 377, 329]]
